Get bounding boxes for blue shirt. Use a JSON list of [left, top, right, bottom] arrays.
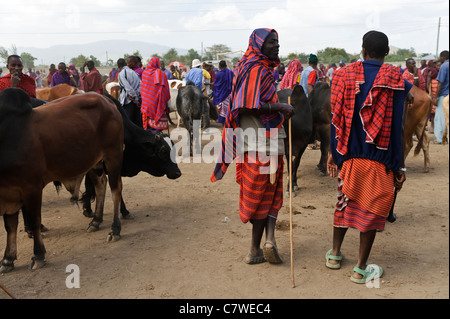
[[330, 60, 413, 172], [300, 66, 318, 97], [185, 68, 203, 90], [436, 59, 449, 97]]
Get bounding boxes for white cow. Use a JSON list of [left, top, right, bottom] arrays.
[[168, 80, 185, 127], [105, 81, 120, 94]]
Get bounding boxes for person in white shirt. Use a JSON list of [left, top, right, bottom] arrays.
[[117, 58, 142, 127]]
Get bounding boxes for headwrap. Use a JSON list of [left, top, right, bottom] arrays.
[[331, 61, 405, 155], [279, 59, 302, 90], [140, 57, 171, 130], [211, 28, 283, 182], [309, 54, 318, 62]]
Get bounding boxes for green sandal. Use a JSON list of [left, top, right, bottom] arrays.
[[350, 265, 384, 284], [325, 249, 343, 269]]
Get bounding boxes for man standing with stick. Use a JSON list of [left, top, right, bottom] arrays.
[[211, 28, 294, 265], [326, 31, 413, 284]]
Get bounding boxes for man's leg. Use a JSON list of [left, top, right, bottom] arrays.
[[244, 218, 266, 263], [265, 216, 277, 246], [328, 227, 348, 266], [353, 229, 377, 279], [262, 216, 283, 263], [434, 96, 445, 143]]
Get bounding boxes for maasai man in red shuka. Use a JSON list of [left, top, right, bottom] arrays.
[[211, 28, 294, 265], [140, 57, 171, 132], [279, 59, 302, 90], [0, 55, 36, 98], [326, 31, 413, 284]]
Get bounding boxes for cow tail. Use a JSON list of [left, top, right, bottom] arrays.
[[53, 181, 62, 194], [80, 174, 96, 204], [414, 97, 432, 156]]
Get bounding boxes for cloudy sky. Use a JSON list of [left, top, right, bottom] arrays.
[[0, 0, 448, 59]]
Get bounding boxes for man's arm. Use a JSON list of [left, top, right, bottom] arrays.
[[395, 93, 412, 191], [432, 82, 443, 105]]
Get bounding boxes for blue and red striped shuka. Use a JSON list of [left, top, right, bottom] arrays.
[[238, 153, 284, 223], [140, 57, 171, 131], [211, 28, 283, 183], [211, 28, 284, 223]]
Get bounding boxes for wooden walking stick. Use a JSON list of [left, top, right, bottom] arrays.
[[0, 281, 16, 299], [288, 96, 295, 288]]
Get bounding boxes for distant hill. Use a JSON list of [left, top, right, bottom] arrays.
[[16, 40, 189, 66]]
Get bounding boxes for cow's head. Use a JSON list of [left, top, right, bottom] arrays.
[[122, 131, 181, 180]]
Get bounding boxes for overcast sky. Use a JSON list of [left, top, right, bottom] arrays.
[[1, 0, 448, 60]]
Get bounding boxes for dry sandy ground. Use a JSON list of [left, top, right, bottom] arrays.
[[0, 122, 448, 302]]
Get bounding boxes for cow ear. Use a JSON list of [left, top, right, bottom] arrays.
[[292, 84, 305, 99]]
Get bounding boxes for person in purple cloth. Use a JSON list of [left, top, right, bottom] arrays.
[[213, 60, 233, 124]]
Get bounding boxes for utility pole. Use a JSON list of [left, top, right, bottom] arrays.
[[201, 42, 203, 60], [436, 17, 441, 59]]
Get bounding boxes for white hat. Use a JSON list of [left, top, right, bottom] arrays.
[[191, 59, 202, 68]]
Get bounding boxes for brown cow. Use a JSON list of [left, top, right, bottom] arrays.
[[404, 85, 432, 172], [36, 83, 79, 100], [0, 88, 124, 272]]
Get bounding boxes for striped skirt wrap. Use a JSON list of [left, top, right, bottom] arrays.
[[237, 153, 283, 223], [333, 158, 395, 232]]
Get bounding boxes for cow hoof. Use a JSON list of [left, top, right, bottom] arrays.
[[107, 232, 121, 242], [285, 191, 297, 198], [29, 258, 46, 270], [121, 213, 134, 220], [83, 209, 94, 218], [293, 185, 299, 191], [0, 260, 15, 273], [87, 224, 100, 232]]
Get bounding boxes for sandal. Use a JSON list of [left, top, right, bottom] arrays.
[[263, 241, 283, 264], [325, 249, 343, 269], [350, 264, 383, 284], [244, 252, 266, 265]]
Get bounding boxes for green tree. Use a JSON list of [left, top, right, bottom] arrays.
[[88, 55, 102, 67], [0, 47, 9, 64], [20, 52, 37, 69], [316, 47, 350, 64], [162, 48, 179, 64], [124, 50, 143, 61], [177, 49, 201, 67], [204, 44, 232, 61], [385, 47, 417, 62], [70, 54, 89, 67], [284, 52, 309, 64]]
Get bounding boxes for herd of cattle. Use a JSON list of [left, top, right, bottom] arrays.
[[0, 74, 444, 273]]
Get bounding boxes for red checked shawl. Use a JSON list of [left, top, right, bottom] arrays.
[[140, 57, 170, 129], [331, 61, 405, 155]]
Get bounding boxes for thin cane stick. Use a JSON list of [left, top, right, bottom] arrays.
[[288, 96, 295, 288], [0, 282, 16, 299]]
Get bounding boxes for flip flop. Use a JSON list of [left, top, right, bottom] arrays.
[[325, 249, 343, 269], [244, 253, 266, 265], [350, 264, 384, 284], [263, 241, 283, 264]]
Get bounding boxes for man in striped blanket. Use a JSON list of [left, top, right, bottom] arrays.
[[326, 31, 413, 284], [211, 28, 294, 265]]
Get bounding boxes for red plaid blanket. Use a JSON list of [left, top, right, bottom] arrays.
[[331, 61, 405, 155]]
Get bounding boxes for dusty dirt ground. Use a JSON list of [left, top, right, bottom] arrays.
[[0, 121, 448, 301]]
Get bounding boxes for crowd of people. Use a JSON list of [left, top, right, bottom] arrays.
[[0, 32, 448, 286]]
